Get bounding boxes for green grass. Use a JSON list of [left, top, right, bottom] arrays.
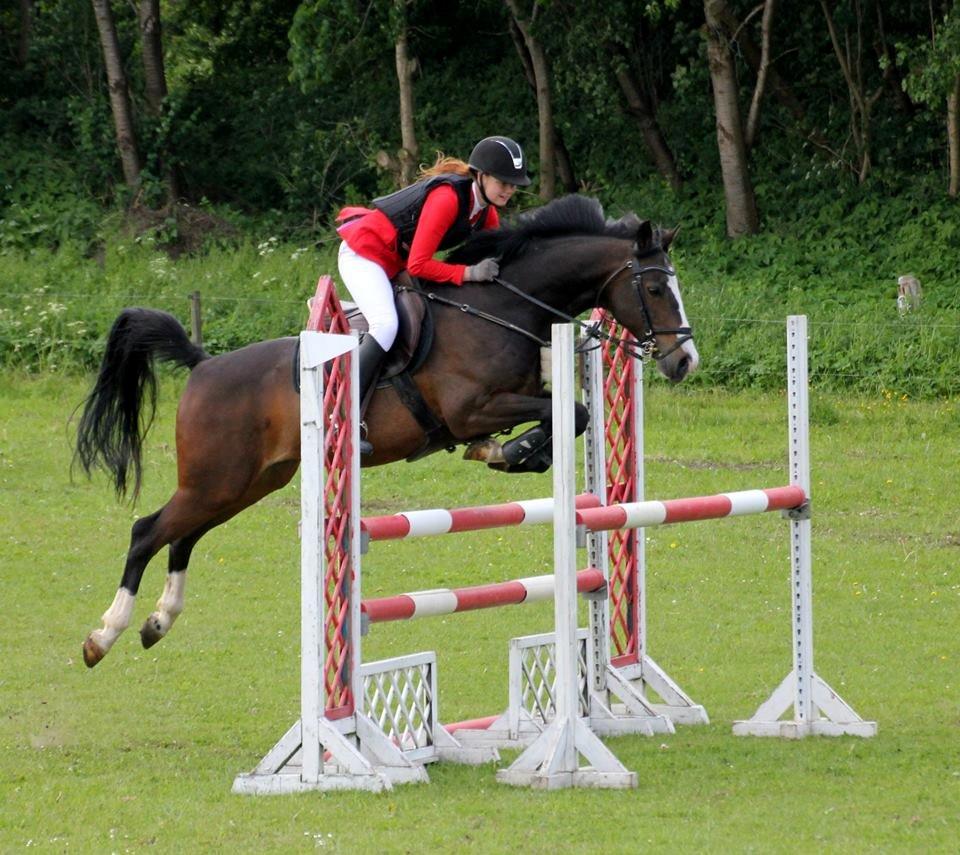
[[1, 372, 958, 852]]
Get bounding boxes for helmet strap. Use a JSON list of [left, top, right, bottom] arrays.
[[474, 172, 493, 207]]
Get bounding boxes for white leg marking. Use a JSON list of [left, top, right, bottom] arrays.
[[88, 588, 136, 653], [149, 570, 187, 637]]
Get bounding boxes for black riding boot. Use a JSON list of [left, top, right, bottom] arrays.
[[356, 335, 388, 455]]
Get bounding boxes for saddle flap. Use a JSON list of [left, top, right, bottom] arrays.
[[343, 271, 432, 382], [391, 275, 428, 375]]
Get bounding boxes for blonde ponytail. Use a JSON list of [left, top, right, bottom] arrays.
[[419, 152, 471, 178]]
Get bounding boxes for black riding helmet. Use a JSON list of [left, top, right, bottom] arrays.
[[468, 136, 532, 186]]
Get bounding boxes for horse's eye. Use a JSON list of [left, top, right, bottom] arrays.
[[646, 280, 665, 295]]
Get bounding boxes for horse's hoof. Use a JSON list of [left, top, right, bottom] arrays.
[[463, 438, 505, 464], [140, 615, 165, 649], [82, 635, 105, 668]]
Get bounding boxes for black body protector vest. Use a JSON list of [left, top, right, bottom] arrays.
[[372, 174, 486, 258]]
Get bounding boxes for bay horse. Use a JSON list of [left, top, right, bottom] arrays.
[[75, 194, 698, 668]]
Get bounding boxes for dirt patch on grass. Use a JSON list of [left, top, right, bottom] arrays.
[[126, 202, 239, 258], [647, 455, 780, 471]]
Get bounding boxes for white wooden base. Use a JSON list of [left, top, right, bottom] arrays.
[[232, 715, 429, 795], [432, 726, 500, 764], [233, 767, 399, 795], [617, 655, 710, 726], [495, 716, 637, 790], [732, 670, 877, 738], [591, 664, 675, 736], [447, 709, 545, 751]]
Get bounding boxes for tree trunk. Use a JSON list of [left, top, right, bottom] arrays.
[[508, 19, 576, 192], [552, 132, 577, 193], [138, 0, 166, 114], [138, 0, 181, 202], [610, 51, 682, 190], [92, 0, 141, 189], [18, 0, 33, 66], [704, 0, 759, 237], [819, 0, 884, 183], [394, 14, 419, 188], [708, 0, 832, 153], [504, 0, 556, 200], [949, 74, 960, 198], [744, 0, 776, 150]]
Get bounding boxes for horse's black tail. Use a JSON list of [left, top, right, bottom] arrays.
[[74, 308, 209, 500]]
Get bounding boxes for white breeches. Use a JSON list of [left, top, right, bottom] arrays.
[[337, 241, 399, 351]]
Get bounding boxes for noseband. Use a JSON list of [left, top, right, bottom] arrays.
[[594, 252, 694, 361]]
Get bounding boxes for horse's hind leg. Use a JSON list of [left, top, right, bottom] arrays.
[[139, 525, 213, 649], [82, 485, 227, 667], [459, 394, 590, 473], [82, 508, 167, 667], [139, 460, 300, 652]]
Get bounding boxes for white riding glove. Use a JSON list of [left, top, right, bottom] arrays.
[[463, 258, 500, 282]]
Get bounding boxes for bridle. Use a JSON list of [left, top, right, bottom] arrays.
[[400, 246, 694, 361], [593, 247, 694, 360]]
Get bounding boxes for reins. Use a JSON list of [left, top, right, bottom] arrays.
[[398, 284, 553, 348], [400, 248, 694, 361]]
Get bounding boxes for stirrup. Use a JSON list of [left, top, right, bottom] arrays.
[[358, 419, 373, 455]]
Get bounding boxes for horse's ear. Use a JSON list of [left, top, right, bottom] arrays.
[[660, 225, 680, 251], [634, 220, 654, 252]]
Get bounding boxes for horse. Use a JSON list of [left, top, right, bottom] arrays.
[[74, 193, 698, 668]]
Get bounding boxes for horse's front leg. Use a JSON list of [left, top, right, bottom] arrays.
[[451, 392, 588, 473]]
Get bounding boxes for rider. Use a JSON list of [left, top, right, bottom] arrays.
[[335, 135, 531, 454]]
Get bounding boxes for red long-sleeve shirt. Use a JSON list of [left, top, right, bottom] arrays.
[[337, 183, 498, 284]]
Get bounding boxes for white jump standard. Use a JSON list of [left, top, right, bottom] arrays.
[[732, 315, 876, 737], [495, 325, 637, 789], [233, 297, 875, 795], [234, 319, 647, 792]]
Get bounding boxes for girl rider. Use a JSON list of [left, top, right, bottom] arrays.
[[335, 136, 531, 454]]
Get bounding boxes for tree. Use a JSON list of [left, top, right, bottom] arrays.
[[17, 0, 32, 66], [894, 5, 960, 196], [92, 0, 141, 189], [819, 0, 886, 182], [291, 0, 422, 190], [543, 0, 682, 191], [706, 0, 832, 155], [703, 0, 759, 236], [609, 42, 681, 190], [503, 0, 557, 200], [393, 1, 420, 186], [137, 0, 180, 202], [507, 17, 576, 192], [744, 0, 776, 150]]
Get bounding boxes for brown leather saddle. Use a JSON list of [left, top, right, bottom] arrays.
[[294, 272, 447, 458], [341, 271, 433, 384]]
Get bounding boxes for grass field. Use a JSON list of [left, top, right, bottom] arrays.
[[1, 368, 958, 853]]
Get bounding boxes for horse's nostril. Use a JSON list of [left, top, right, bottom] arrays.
[[676, 355, 690, 379]]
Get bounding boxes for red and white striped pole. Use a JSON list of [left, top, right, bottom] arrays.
[[362, 568, 606, 623], [361, 494, 601, 541], [575, 486, 806, 532]]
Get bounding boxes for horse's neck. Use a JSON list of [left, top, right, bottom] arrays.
[[520, 237, 627, 316]]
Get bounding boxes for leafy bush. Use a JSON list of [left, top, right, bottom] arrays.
[[0, 144, 105, 252], [0, 236, 338, 373], [1, 198, 956, 400]]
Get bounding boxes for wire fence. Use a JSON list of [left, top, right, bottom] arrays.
[[0, 287, 957, 397]]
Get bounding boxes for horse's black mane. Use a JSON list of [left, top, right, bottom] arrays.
[[448, 194, 640, 266]]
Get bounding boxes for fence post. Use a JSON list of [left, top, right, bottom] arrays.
[[190, 290, 202, 347]]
